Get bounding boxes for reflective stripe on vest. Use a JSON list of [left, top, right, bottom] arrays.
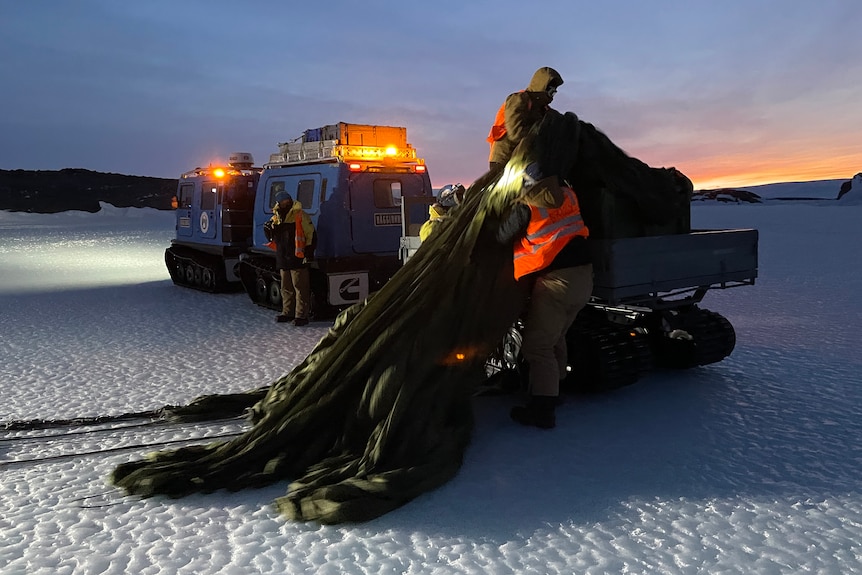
[[512, 187, 589, 280], [294, 212, 306, 259]]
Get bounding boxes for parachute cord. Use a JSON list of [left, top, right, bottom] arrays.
[[0, 407, 179, 432], [0, 430, 244, 469], [0, 415, 246, 444]]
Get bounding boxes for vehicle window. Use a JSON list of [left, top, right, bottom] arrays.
[[373, 180, 402, 208], [200, 182, 217, 211], [297, 179, 315, 209], [178, 183, 194, 208]]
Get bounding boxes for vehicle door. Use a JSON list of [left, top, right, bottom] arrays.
[[258, 173, 322, 246], [175, 182, 195, 238], [220, 176, 254, 244], [348, 173, 428, 254], [197, 180, 218, 239]]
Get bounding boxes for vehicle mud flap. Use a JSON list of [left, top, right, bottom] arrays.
[[309, 268, 338, 321], [653, 307, 736, 369], [564, 308, 652, 393], [165, 249, 183, 285]]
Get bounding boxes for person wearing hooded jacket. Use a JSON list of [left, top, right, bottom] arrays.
[[487, 66, 564, 171], [419, 183, 465, 242], [263, 191, 316, 326]]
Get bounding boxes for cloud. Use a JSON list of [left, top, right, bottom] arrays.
[[0, 1, 859, 187]]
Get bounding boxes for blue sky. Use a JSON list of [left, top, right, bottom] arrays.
[[1, 0, 859, 188]]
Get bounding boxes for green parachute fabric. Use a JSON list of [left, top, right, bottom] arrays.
[[111, 160, 533, 525], [111, 110, 688, 523]]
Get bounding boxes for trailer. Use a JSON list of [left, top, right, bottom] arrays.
[[400, 193, 758, 392], [565, 228, 758, 391]]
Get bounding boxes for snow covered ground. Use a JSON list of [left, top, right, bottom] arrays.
[[1, 191, 861, 574]]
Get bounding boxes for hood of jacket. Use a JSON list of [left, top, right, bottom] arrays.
[[527, 67, 564, 93], [272, 200, 304, 224]]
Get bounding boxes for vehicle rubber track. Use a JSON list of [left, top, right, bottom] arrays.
[[238, 255, 281, 310], [566, 311, 653, 392], [165, 246, 235, 293]]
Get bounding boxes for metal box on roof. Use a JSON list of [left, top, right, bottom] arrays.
[[320, 123, 408, 147]]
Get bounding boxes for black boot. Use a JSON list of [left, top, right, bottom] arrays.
[[510, 395, 557, 429]]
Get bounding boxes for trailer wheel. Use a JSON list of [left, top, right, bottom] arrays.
[[479, 323, 527, 395], [653, 307, 736, 368], [484, 324, 524, 378]]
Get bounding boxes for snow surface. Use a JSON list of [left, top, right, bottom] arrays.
[[2, 194, 862, 574]]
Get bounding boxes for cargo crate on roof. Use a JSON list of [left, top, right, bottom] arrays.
[[321, 123, 408, 148]]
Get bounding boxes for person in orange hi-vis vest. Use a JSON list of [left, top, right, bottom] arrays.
[[263, 190, 316, 326], [496, 166, 593, 428], [487, 67, 564, 171]]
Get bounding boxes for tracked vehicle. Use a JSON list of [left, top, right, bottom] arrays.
[[400, 176, 758, 393], [560, 227, 758, 392], [165, 152, 261, 292], [165, 124, 433, 315]]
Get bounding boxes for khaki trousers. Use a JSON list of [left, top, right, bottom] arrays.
[[520, 264, 593, 397], [280, 268, 311, 319]]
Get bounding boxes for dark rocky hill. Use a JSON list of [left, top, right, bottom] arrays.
[[0, 169, 178, 213], [691, 188, 763, 203]]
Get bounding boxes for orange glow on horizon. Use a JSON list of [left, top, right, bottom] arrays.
[[683, 152, 860, 190]]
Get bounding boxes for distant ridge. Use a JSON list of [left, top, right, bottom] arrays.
[[693, 176, 857, 203], [0, 168, 178, 213]]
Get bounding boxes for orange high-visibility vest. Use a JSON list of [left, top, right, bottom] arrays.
[[266, 207, 307, 258], [486, 101, 509, 144], [513, 186, 589, 280], [294, 212, 306, 259], [486, 91, 529, 160]]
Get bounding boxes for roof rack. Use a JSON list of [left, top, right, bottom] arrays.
[[180, 166, 262, 179], [265, 140, 423, 168]]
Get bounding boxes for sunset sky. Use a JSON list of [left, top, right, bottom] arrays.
[[1, 0, 859, 190]]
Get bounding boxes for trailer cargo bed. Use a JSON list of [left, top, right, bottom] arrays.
[[589, 228, 759, 306]]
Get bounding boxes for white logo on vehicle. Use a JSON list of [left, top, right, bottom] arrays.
[[200, 212, 210, 234], [327, 272, 369, 305]]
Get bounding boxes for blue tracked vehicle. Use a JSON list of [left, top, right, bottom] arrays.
[[165, 123, 433, 316], [165, 152, 262, 292]]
